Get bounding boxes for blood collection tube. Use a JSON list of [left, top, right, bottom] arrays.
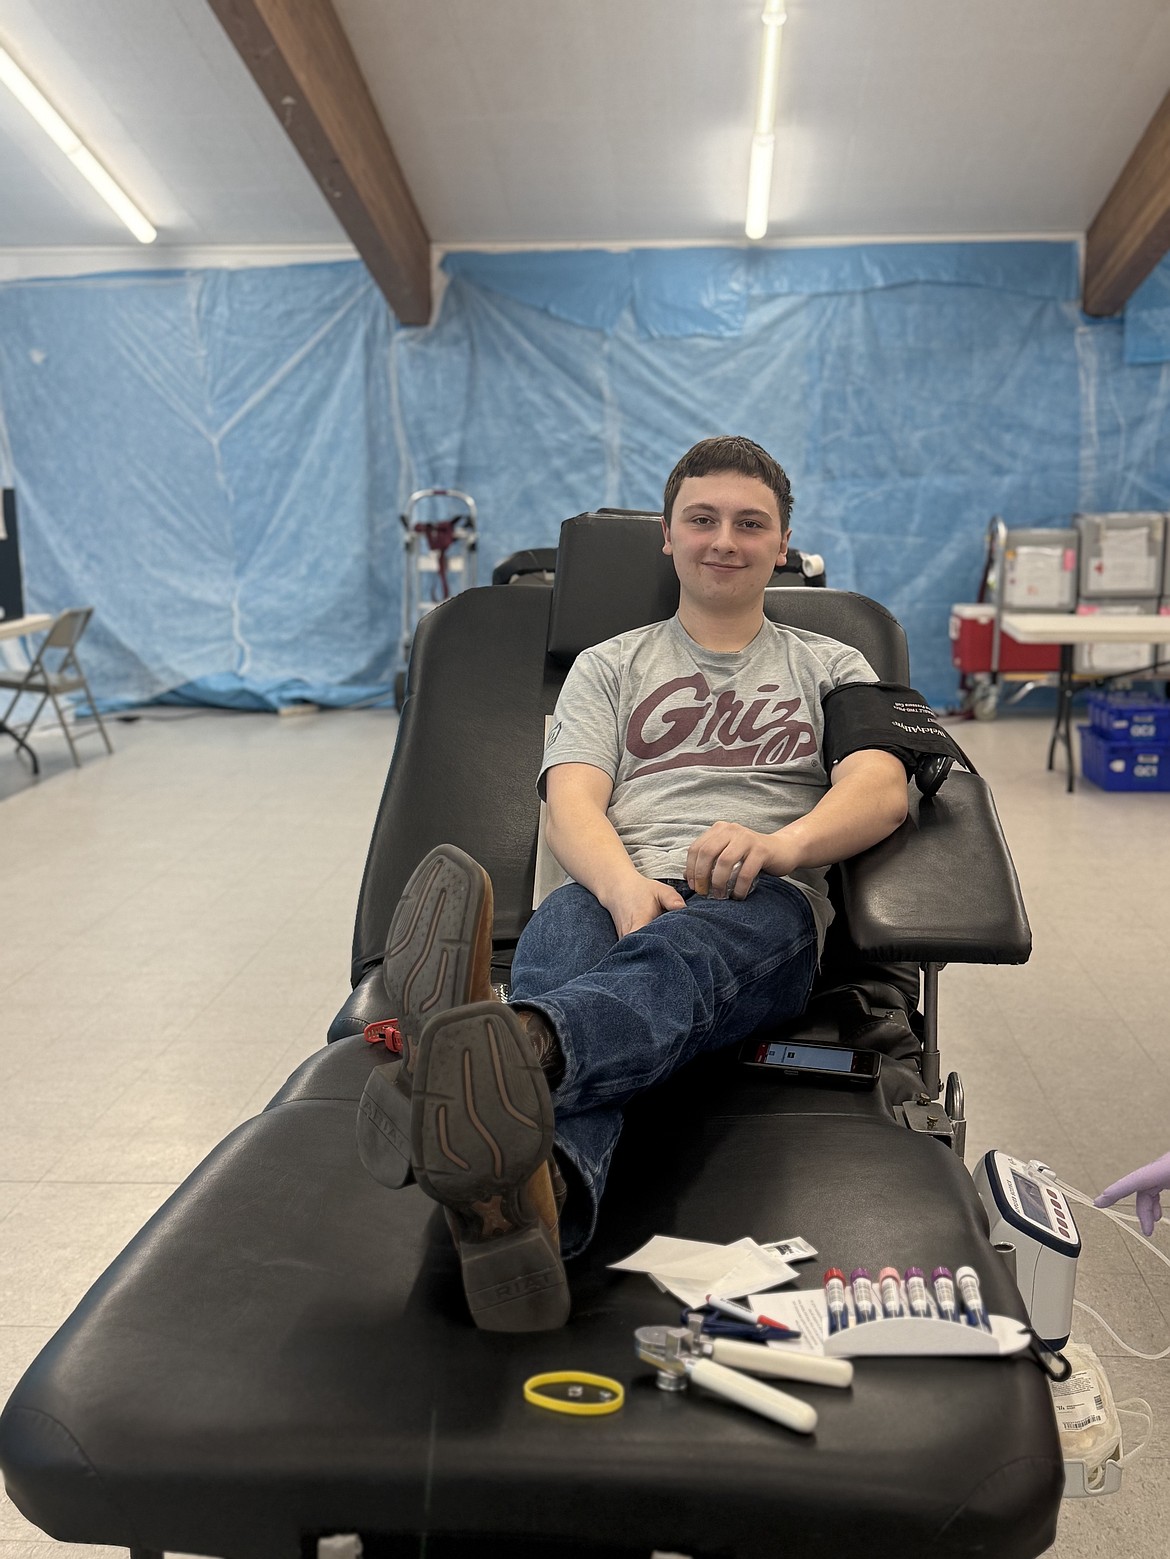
[[903, 1266, 931, 1319], [849, 1267, 878, 1324], [955, 1265, 991, 1331], [823, 1268, 850, 1334], [877, 1267, 904, 1318], [931, 1265, 959, 1322]]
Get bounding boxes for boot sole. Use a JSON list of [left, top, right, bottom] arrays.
[[356, 1063, 413, 1188], [356, 845, 494, 1191], [411, 1002, 568, 1332]]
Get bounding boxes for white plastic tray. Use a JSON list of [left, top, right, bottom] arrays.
[[748, 1289, 1032, 1359]]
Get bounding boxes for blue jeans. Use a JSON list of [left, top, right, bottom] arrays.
[[508, 876, 818, 1257]]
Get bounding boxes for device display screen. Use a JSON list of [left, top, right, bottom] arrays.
[[763, 1042, 859, 1074], [1012, 1170, 1053, 1230]]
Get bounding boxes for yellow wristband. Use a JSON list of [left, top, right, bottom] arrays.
[[522, 1371, 625, 1417]]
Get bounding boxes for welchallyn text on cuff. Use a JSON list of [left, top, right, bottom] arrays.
[[821, 681, 977, 796]]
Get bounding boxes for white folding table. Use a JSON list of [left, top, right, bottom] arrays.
[[0, 613, 53, 771], [1000, 611, 1170, 791]]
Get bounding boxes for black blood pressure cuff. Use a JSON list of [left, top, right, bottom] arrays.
[[821, 682, 977, 797]]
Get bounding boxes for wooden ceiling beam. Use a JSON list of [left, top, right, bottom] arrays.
[[207, 0, 431, 324], [1084, 87, 1170, 318]]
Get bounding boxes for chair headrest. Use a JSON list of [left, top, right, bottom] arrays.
[[547, 514, 677, 666], [546, 514, 909, 681]]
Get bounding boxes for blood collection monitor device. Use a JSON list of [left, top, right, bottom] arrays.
[[741, 1039, 881, 1087], [973, 1150, 1080, 1348]]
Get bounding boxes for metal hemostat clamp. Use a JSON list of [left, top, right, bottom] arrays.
[[634, 1325, 849, 1434]]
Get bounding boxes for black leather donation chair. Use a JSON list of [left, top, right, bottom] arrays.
[[0, 515, 1061, 1559], [492, 510, 826, 588]]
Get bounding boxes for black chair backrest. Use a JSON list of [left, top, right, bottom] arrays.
[[762, 589, 908, 681], [491, 548, 557, 586], [547, 514, 677, 664], [351, 514, 910, 987], [547, 513, 905, 677], [352, 586, 558, 982]]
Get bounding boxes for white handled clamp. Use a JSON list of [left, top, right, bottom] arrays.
[[635, 1325, 844, 1434]]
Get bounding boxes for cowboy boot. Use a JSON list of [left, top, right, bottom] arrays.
[[410, 1000, 570, 1332]]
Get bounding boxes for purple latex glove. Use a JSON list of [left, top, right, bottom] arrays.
[[1095, 1151, 1170, 1237]]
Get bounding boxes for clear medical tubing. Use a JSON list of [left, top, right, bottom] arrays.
[[1040, 1166, 1170, 1361]]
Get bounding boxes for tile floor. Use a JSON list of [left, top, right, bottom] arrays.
[[1, 706, 1168, 1558]]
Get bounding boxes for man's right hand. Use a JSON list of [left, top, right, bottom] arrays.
[[546, 765, 686, 936], [600, 874, 686, 939]]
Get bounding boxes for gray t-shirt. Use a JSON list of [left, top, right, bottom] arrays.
[[538, 614, 879, 949]]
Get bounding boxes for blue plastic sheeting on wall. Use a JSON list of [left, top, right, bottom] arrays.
[[445, 242, 1081, 339], [2, 241, 1170, 714], [1076, 314, 1170, 511], [1124, 254, 1170, 365], [631, 250, 752, 339], [740, 240, 1080, 303], [402, 248, 1106, 704], [443, 250, 633, 332], [100, 674, 396, 713], [0, 262, 399, 709]]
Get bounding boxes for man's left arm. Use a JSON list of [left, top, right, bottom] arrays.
[[687, 749, 908, 900]]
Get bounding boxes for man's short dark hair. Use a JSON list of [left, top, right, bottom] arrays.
[[662, 435, 794, 530]]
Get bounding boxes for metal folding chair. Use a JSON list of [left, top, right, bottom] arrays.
[[0, 607, 114, 769]]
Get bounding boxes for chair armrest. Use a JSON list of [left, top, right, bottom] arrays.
[[839, 770, 1031, 965], [326, 966, 390, 1043]]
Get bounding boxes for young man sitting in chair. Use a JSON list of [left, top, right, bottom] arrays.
[[357, 435, 910, 1332]]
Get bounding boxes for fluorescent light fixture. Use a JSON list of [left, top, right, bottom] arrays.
[[745, 3, 786, 241], [0, 45, 156, 243], [745, 135, 775, 242]]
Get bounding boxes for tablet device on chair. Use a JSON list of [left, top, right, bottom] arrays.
[[741, 1038, 881, 1086]]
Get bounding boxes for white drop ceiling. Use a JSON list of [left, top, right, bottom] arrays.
[[0, 0, 1169, 265]]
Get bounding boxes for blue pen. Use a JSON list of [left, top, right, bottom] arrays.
[[703, 1294, 801, 1337], [684, 1309, 800, 1341]]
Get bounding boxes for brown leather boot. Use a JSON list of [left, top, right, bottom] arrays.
[[548, 1156, 569, 1221], [410, 1000, 569, 1332], [513, 1004, 565, 1088], [356, 845, 494, 1190]]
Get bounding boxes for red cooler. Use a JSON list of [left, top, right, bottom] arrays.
[[949, 603, 1063, 674]]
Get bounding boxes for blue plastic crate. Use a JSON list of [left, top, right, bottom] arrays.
[[1078, 724, 1170, 791], [1087, 692, 1170, 744]]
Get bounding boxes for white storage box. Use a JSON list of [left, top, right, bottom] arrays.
[[1000, 529, 1078, 610], [1073, 602, 1157, 675], [1077, 513, 1165, 600]]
